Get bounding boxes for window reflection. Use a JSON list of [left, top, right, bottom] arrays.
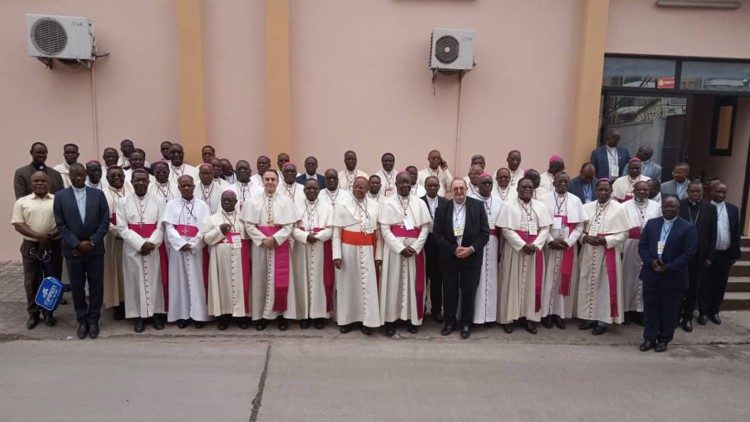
[[680, 61, 750, 92], [603, 57, 676, 88]]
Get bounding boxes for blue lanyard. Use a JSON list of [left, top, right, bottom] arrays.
[[660, 220, 673, 242]]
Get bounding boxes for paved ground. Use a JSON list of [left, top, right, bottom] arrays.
[[2, 261, 750, 421]]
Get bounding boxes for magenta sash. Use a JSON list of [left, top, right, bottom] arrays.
[[110, 213, 117, 226], [174, 224, 198, 237], [128, 223, 156, 238], [258, 225, 290, 312], [597, 233, 619, 318], [390, 225, 426, 319], [628, 227, 641, 239], [515, 230, 544, 312], [301, 227, 335, 312], [555, 215, 578, 297]]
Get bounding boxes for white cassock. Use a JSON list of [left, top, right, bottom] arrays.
[[577, 199, 631, 324], [194, 181, 223, 214], [203, 210, 250, 317], [496, 198, 553, 323], [124, 169, 155, 191], [223, 173, 237, 185], [279, 181, 306, 215], [213, 178, 229, 189], [86, 178, 108, 190], [538, 172, 556, 195], [417, 167, 453, 198], [320, 188, 352, 211], [332, 196, 382, 327], [291, 199, 334, 319], [367, 192, 385, 204], [104, 185, 132, 308], [410, 184, 426, 198], [117, 157, 150, 170], [53, 163, 72, 188], [148, 181, 179, 205], [225, 181, 263, 212], [249, 173, 263, 187], [495, 185, 517, 204], [338, 169, 369, 192], [168, 163, 199, 189], [379, 194, 431, 325], [463, 175, 495, 194], [374, 169, 396, 198], [612, 175, 650, 202], [540, 191, 587, 319], [534, 186, 550, 200], [163, 197, 211, 322], [241, 191, 299, 320], [622, 198, 661, 313], [508, 168, 525, 189], [471, 193, 504, 324], [466, 182, 482, 200], [115, 193, 166, 318]]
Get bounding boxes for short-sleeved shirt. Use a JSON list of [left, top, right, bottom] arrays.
[[11, 193, 56, 241]]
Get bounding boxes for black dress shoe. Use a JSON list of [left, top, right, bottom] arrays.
[[153, 317, 165, 330], [709, 314, 722, 325], [177, 319, 189, 329], [441, 323, 455, 336], [655, 342, 668, 353], [640, 340, 656, 352], [541, 316, 554, 329], [697, 314, 708, 325], [217, 316, 229, 331], [313, 319, 327, 329], [361, 325, 373, 336], [406, 323, 419, 334], [256, 320, 268, 331], [432, 312, 444, 324], [578, 320, 597, 330], [300, 319, 311, 329], [460, 325, 471, 339], [340, 324, 353, 334], [384, 324, 396, 337], [501, 323, 514, 334], [194, 321, 205, 329], [88, 322, 100, 339], [681, 319, 693, 332], [525, 321, 538, 335], [133, 318, 146, 333], [43, 312, 56, 327], [238, 317, 251, 329], [591, 325, 608, 335], [554, 315, 566, 330], [277, 318, 289, 331], [77, 321, 89, 339], [27, 313, 40, 330], [113, 304, 125, 321]]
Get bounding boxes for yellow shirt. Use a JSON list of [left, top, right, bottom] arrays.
[[11, 193, 56, 241]]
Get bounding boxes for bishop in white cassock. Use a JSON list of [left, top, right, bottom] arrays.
[[203, 190, 252, 330], [367, 175, 386, 204], [494, 168, 517, 204], [496, 178, 553, 334], [374, 152, 397, 198], [407, 166, 427, 198], [280, 163, 306, 214], [321, 169, 353, 210], [379, 173, 431, 335], [469, 174, 504, 324], [194, 163, 223, 214], [506, 150, 524, 189], [224, 160, 262, 213], [463, 165, 484, 200], [240, 170, 299, 330], [291, 180, 335, 328], [103, 167, 133, 317], [612, 158, 650, 202], [538, 155, 565, 197], [162, 175, 211, 327], [167, 144, 199, 189], [338, 151, 369, 192], [115, 170, 167, 332], [540, 172, 587, 327], [332, 177, 383, 334], [622, 181, 661, 317], [149, 161, 179, 204], [577, 179, 632, 334], [417, 150, 453, 198]]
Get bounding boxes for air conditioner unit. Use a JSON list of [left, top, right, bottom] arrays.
[[429, 28, 475, 72], [26, 14, 95, 61]]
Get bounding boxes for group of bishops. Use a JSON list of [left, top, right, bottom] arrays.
[[12, 135, 743, 349]]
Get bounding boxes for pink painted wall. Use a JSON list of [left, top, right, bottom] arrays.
[[289, 0, 583, 178], [607, 0, 750, 58]]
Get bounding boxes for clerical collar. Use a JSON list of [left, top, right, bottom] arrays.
[[689, 200, 701, 206]]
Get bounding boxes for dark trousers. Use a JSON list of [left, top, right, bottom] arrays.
[[643, 277, 684, 343], [701, 250, 734, 316], [66, 254, 104, 323], [680, 261, 706, 320], [442, 265, 481, 325], [425, 241, 443, 314], [20, 239, 62, 315]]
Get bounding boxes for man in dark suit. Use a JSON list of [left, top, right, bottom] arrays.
[[432, 178, 489, 339], [678, 180, 717, 332], [295, 156, 325, 188], [700, 182, 742, 325], [590, 132, 630, 180], [421, 176, 448, 322], [660, 163, 690, 201], [53, 163, 110, 339], [14, 142, 65, 199], [568, 162, 597, 204], [638, 195, 697, 352]]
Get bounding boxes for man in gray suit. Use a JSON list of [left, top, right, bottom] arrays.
[[636, 145, 662, 182], [660, 162, 690, 201]]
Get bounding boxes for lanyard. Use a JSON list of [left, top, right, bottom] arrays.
[[518, 199, 533, 223], [179, 199, 196, 224], [554, 193, 567, 214], [201, 182, 214, 202], [399, 195, 411, 218], [497, 185, 509, 201], [136, 195, 149, 224], [660, 220, 673, 241], [304, 200, 318, 229], [453, 202, 466, 225], [635, 199, 648, 227], [688, 203, 701, 224], [355, 198, 370, 221], [324, 189, 338, 206], [221, 210, 237, 232], [593, 201, 610, 226]]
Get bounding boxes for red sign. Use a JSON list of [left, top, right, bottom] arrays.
[[657, 77, 675, 89]]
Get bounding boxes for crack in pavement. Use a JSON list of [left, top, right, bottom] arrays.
[[249, 342, 272, 422]]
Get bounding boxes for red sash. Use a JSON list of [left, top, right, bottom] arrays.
[[488, 228, 498, 236], [515, 230, 544, 312], [554, 215, 579, 297], [628, 227, 641, 239], [258, 225, 290, 312], [300, 227, 335, 312], [110, 213, 117, 225], [341, 230, 375, 246], [597, 233, 619, 318], [391, 225, 426, 319]]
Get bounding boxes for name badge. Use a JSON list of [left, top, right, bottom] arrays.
[[553, 217, 563, 230], [657, 241, 665, 256], [453, 224, 464, 237], [528, 222, 538, 236], [403, 215, 415, 231], [226, 232, 242, 249], [362, 218, 374, 234], [589, 224, 599, 237]]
